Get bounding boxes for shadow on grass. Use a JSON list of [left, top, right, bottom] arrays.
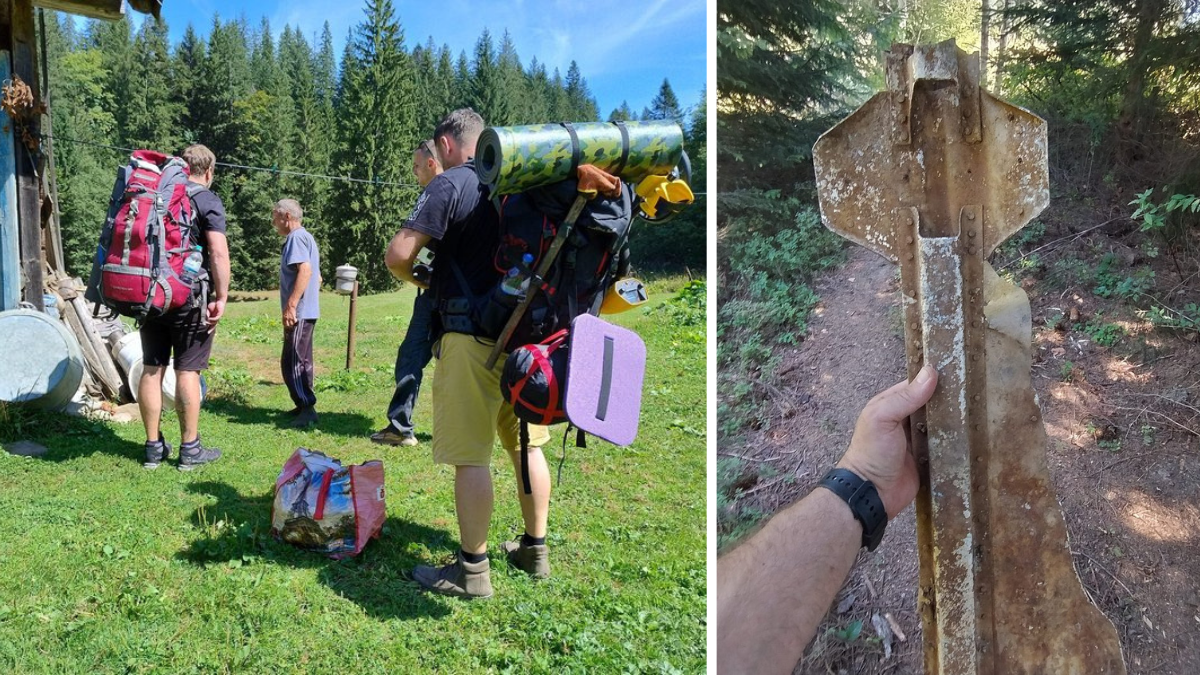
[[204, 396, 376, 437], [0, 404, 141, 464], [178, 480, 457, 621]]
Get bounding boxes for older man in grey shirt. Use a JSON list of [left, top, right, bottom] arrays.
[[273, 198, 321, 428]]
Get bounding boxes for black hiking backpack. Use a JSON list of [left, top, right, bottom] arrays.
[[496, 178, 633, 348], [441, 176, 634, 349]]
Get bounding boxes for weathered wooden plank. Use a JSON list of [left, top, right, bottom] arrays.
[[12, 0, 41, 309], [31, 0, 121, 21], [0, 49, 18, 310], [64, 293, 123, 399]]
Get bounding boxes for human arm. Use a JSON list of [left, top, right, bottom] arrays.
[[717, 365, 938, 674], [204, 230, 230, 330], [386, 229, 433, 289], [283, 262, 311, 329]]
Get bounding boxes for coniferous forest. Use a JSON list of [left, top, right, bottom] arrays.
[[42, 0, 706, 292]]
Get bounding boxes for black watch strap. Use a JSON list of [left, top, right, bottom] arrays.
[[818, 468, 887, 552]]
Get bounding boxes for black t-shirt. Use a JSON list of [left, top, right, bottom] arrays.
[[403, 160, 499, 299], [187, 181, 228, 272]]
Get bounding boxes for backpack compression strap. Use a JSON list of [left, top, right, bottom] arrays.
[[485, 193, 588, 369]]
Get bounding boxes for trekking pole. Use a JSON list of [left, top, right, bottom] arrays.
[[484, 193, 588, 370]]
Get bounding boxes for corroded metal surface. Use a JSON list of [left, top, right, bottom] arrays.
[[813, 40, 1126, 674]]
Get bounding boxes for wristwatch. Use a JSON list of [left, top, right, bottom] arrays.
[[818, 468, 887, 552]]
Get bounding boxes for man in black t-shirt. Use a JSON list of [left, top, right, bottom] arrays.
[[139, 144, 230, 471], [385, 109, 553, 599]]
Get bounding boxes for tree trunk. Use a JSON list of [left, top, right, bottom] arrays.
[[981, 0, 990, 87], [994, 0, 1012, 92], [1117, 0, 1165, 164]]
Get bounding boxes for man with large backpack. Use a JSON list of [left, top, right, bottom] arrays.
[[371, 139, 443, 447], [139, 144, 230, 470], [385, 109, 553, 599]]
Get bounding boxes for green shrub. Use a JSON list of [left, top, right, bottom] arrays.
[[314, 368, 375, 393], [653, 279, 706, 327], [206, 364, 254, 403], [1130, 188, 1200, 247], [1092, 253, 1155, 300], [1142, 303, 1200, 333], [1078, 314, 1125, 347], [717, 189, 845, 439]]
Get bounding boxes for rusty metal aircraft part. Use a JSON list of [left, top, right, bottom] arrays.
[[812, 41, 1126, 674]]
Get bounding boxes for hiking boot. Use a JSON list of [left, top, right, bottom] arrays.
[[413, 552, 493, 599], [370, 426, 418, 446], [178, 439, 221, 471], [499, 539, 551, 579], [143, 438, 172, 470], [291, 406, 318, 428]]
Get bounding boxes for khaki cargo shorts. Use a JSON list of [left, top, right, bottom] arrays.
[[431, 332, 552, 466]]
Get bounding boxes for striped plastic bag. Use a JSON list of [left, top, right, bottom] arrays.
[[270, 448, 385, 559]]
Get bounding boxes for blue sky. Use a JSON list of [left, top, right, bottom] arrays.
[[139, 0, 707, 119]]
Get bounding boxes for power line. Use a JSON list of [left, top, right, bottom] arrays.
[[40, 134, 424, 189]]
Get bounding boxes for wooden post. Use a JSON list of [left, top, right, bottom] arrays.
[[11, 0, 42, 309], [345, 280, 358, 369]]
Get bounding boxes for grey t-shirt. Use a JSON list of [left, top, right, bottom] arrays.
[[280, 227, 321, 320]]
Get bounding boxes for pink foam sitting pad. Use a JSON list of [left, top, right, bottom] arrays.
[[565, 314, 646, 446]]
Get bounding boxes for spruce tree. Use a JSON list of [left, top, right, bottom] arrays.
[[524, 57, 552, 123], [47, 12, 117, 276], [547, 68, 571, 121], [718, 0, 871, 189], [453, 51, 471, 110], [173, 24, 204, 140], [496, 31, 529, 123], [314, 22, 337, 108], [608, 101, 634, 122], [122, 17, 181, 150], [468, 29, 512, 125], [436, 45, 457, 111], [223, 18, 297, 289], [328, 0, 420, 291], [564, 61, 598, 121], [647, 78, 683, 125], [280, 25, 334, 273]]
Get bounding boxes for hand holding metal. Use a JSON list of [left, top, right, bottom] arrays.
[[814, 41, 1125, 674]]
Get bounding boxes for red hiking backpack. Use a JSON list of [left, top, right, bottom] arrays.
[[93, 150, 204, 319]]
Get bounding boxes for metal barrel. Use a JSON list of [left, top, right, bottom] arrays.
[[475, 120, 684, 195], [0, 309, 84, 410]]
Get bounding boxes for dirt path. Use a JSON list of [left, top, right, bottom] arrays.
[[725, 245, 1200, 674]]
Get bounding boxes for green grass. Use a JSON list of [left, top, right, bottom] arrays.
[[0, 276, 706, 674]]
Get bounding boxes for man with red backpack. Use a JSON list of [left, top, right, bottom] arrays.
[[139, 144, 231, 470]]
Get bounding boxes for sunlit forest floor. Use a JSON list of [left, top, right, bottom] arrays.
[[719, 194, 1200, 674]]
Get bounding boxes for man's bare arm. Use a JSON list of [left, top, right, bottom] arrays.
[[717, 366, 938, 674], [386, 229, 433, 289], [205, 231, 231, 329], [718, 486, 862, 674]]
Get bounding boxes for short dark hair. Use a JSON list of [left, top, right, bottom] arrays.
[[415, 139, 437, 158], [434, 108, 485, 147]]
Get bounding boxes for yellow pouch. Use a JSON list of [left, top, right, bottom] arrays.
[[600, 278, 648, 314]]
